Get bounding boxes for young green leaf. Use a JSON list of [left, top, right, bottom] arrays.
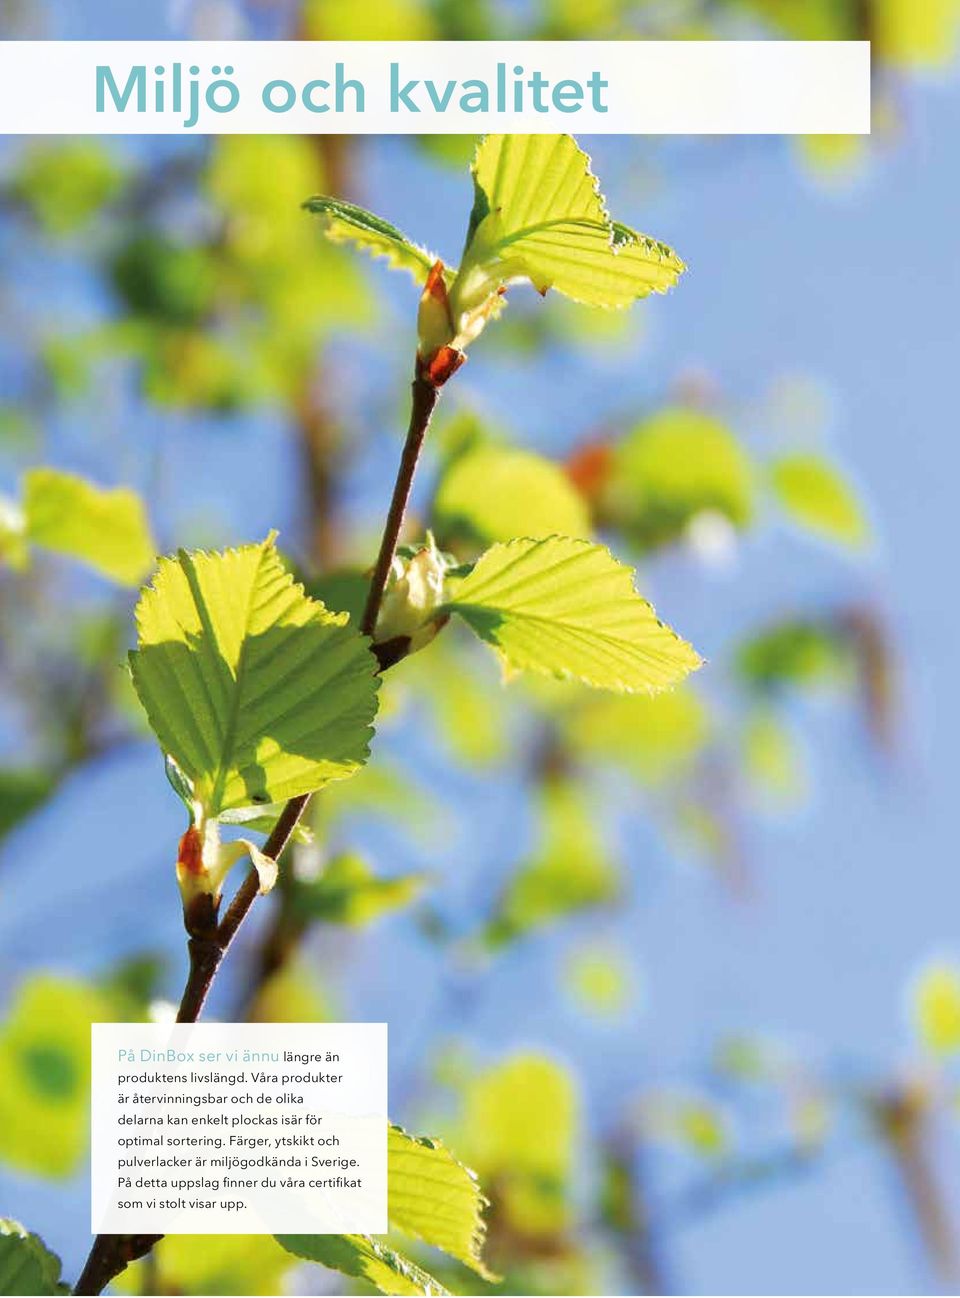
[[608, 408, 756, 549], [912, 963, 960, 1056], [303, 195, 445, 285], [275, 1233, 447, 1297], [388, 1125, 494, 1280], [0, 977, 110, 1178], [770, 452, 869, 548], [454, 1054, 577, 1238], [116, 1235, 294, 1298], [291, 852, 425, 926], [440, 536, 702, 693], [460, 134, 684, 309], [434, 443, 590, 545], [0, 1219, 67, 1296], [23, 468, 155, 586], [129, 536, 379, 819]]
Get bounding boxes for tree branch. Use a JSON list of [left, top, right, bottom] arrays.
[[73, 362, 442, 1296], [360, 370, 438, 638]]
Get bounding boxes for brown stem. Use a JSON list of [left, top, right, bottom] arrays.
[[360, 370, 439, 638], [73, 365, 442, 1296], [73, 1235, 163, 1297]]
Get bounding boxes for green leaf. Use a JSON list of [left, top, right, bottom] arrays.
[[292, 852, 425, 926], [303, 195, 444, 284], [12, 141, 123, 236], [129, 536, 379, 818], [609, 408, 756, 548], [770, 453, 868, 548], [388, 1126, 494, 1280], [441, 536, 701, 693], [455, 1054, 577, 1237], [23, 468, 155, 586], [488, 777, 618, 944], [913, 963, 960, 1056], [0, 1220, 67, 1296], [0, 976, 110, 1177], [737, 620, 850, 692], [275, 1233, 448, 1296], [0, 768, 58, 840], [463, 135, 684, 308], [433, 444, 590, 546], [564, 688, 710, 784], [116, 1235, 294, 1297]]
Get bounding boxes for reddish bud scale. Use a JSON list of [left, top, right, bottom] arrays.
[[177, 824, 204, 876]]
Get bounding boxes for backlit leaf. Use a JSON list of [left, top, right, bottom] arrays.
[[303, 195, 443, 284], [441, 536, 701, 693], [118, 1235, 293, 1297], [770, 453, 868, 548], [608, 408, 755, 548], [0, 976, 111, 1177], [388, 1125, 494, 1279], [464, 134, 684, 308], [434, 444, 590, 545], [455, 1054, 577, 1237], [129, 536, 379, 818], [275, 1233, 447, 1296], [913, 963, 960, 1056], [292, 852, 425, 926], [24, 468, 155, 586], [565, 687, 710, 783]]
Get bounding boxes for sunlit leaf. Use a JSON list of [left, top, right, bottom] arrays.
[[303, 196, 443, 284], [564, 687, 710, 783], [0, 976, 111, 1177], [118, 1235, 293, 1297], [0, 1219, 67, 1295], [276, 1234, 447, 1296], [292, 852, 425, 926], [913, 963, 960, 1056], [303, 0, 436, 40], [874, 0, 960, 68], [434, 444, 590, 546], [464, 135, 684, 307], [770, 453, 868, 548], [388, 1126, 494, 1279], [442, 536, 701, 693], [23, 468, 156, 586], [129, 536, 379, 818], [609, 408, 755, 548], [455, 1054, 577, 1237], [248, 959, 331, 1025], [12, 141, 123, 235]]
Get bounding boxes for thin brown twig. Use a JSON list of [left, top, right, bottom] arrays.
[[72, 365, 442, 1296]]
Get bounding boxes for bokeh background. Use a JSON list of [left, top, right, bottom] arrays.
[[1, 1, 960, 1294]]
